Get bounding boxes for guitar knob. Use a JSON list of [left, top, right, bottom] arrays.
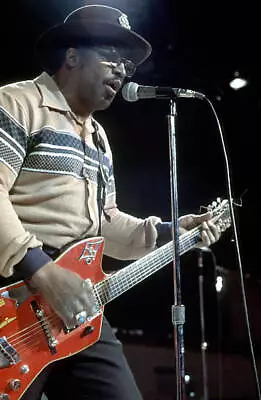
[[20, 364, 30, 374], [9, 379, 21, 391], [83, 325, 95, 336], [0, 394, 10, 400]]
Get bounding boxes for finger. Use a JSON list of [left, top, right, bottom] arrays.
[[201, 230, 210, 247], [63, 304, 87, 328], [201, 221, 209, 231], [55, 307, 75, 328], [207, 220, 220, 241], [201, 221, 216, 245], [204, 224, 216, 244], [79, 297, 98, 317], [190, 211, 212, 227], [81, 280, 100, 315], [74, 311, 88, 325], [51, 295, 79, 327], [199, 211, 212, 222]]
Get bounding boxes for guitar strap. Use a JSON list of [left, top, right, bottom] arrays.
[[92, 119, 111, 236]]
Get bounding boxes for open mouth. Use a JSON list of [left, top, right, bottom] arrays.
[[105, 79, 122, 94]]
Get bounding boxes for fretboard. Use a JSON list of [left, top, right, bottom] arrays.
[[94, 226, 201, 306]]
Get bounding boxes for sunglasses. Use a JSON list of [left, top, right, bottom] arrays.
[[93, 46, 136, 78]]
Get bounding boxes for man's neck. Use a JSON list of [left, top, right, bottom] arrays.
[[53, 73, 92, 119]]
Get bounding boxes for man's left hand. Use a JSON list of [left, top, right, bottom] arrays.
[[179, 211, 220, 247]]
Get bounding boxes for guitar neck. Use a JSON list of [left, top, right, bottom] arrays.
[[94, 226, 201, 306]]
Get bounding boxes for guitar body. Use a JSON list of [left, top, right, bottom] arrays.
[[0, 237, 106, 400]]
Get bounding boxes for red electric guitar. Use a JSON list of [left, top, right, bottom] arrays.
[[0, 199, 231, 399]]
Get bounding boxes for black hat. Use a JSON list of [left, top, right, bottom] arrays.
[[36, 4, 152, 66]]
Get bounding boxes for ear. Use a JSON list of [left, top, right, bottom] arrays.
[[65, 48, 80, 69]]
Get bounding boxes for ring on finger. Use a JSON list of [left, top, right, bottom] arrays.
[[75, 310, 87, 325]]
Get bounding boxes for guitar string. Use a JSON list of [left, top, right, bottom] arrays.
[[9, 314, 60, 346], [7, 212, 229, 352], [10, 247, 172, 346], [17, 339, 41, 352], [5, 204, 228, 344], [15, 332, 57, 353], [95, 230, 200, 304], [7, 240, 189, 347], [8, 245, 175, 348], [96, 210, 229, 304], [6, 249, 206, 350], [7, 311, 59, 340], [10, 317, 62, 348], [15, 336, 45, 353], [7, 243, 177, 351], [4, 222, 223, 349], [5, 229, 199, 347], [9, 251, 172, 348], [98, 252, 174, 304]]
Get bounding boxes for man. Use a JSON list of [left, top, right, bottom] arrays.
[[0, 4, 220, 399]]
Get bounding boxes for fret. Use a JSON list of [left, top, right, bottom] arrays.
[[94, 198, 231, 306], [95, 227, 201, 305]]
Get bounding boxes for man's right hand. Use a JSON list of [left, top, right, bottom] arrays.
[[30, 262, 98, 328]]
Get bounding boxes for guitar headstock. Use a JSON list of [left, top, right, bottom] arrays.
[[206, 198, 231, 233]]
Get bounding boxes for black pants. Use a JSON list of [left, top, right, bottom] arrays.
[[21, 317, 142, 400]]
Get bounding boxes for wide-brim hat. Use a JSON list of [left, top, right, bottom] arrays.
[[36, 4, 152, 66]]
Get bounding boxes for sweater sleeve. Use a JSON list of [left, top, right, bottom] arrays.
[[102, 209, 162, 260], [0, 90, 47, 277]]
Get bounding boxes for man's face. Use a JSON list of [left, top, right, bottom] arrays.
[[75, 45, 136, 111]]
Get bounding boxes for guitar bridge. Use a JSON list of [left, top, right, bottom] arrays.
[[0, 336, 20, 368], [31, 300, 58, 354]]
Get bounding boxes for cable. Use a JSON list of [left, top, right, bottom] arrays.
[[203, 95, 261, 399]]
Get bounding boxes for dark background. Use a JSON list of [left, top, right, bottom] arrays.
[[1, 0, 261, 397]]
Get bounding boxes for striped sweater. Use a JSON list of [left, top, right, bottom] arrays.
[[0, 72, 161, 277]]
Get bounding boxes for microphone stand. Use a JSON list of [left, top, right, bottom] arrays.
[[167, 98, 186, 400], [197, 249, 209, 400]]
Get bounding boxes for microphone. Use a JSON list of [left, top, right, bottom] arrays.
[[122, 82, 205, 102]]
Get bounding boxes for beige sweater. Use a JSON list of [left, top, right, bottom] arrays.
[[0, 72, 161, 277]]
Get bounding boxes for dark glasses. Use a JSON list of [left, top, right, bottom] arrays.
[[94, 46, 136, 77]]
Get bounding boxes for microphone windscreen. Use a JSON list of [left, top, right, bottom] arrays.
[[121, 82, 139, 102]]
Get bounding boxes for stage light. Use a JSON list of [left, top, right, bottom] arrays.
[[184, 374, 191, 383], [215, 275, 223, 292], [201, 341, 208, 350], [229, 71, 248, 90]]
